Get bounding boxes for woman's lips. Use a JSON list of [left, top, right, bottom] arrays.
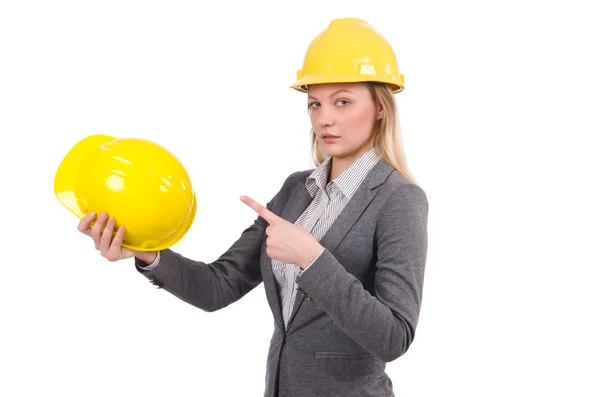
[[322, 135, 340, 143]]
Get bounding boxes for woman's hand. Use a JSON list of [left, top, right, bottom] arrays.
[[240, 195, 323, 269], [77, 212, 157, 265]]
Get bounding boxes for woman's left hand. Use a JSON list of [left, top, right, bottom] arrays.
[[240, 195, 323, 269]]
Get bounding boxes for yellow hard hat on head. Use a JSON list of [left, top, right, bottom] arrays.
[[291, 18, 404, 94], [54, 135, 197, 252]]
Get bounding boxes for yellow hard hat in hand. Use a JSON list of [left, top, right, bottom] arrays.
[[54, 134, 197, 252]]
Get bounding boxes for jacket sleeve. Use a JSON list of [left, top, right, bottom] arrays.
[[134, 171, 299, 312], [295, 184, 429, 362]]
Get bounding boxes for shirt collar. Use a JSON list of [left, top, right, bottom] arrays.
[[306, 147, 382, 199]]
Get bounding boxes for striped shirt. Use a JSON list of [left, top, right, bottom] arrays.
[[273, 147, 382, 328]]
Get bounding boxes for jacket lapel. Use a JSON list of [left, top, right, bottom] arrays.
[[283, 159, 395, 331], [261, 180, 314, 331]]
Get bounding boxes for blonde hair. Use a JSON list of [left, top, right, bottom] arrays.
[[309, 82, 419, 186]]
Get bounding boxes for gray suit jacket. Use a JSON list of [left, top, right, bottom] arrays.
[[135, 158, 429, 397]]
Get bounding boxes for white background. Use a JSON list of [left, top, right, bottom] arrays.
[[1, 0, 599, 396]]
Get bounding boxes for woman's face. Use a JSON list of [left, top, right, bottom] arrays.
[[308, 83, 383, 162]]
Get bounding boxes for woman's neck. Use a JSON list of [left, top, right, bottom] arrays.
[[329, 145, 373, 182]]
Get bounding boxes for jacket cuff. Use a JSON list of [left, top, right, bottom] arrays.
[[295, 248, 345, 302], [136, 251, 161, 271], [297, 247, 324, 277]]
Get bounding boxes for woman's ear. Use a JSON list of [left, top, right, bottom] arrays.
[[376, 102, 384, 120]]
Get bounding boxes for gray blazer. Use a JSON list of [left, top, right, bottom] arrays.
[[135, 158, 429, 397]]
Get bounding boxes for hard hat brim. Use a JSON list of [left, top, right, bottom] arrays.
[[290, 74, 404, 94], [54, 134, 117, 219]]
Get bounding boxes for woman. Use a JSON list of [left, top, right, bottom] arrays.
[[78, 18, 428, 397]]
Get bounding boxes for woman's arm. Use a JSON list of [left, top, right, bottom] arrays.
[[295, 184, 429, 362], [135, 171, 300, 312]]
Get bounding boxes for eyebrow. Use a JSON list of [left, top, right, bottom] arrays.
[[307, 89, 354, 101]]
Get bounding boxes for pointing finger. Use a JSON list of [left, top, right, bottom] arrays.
[[240, 195, 282, 225]]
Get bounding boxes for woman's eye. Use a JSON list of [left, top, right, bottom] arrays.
[[336, 99, 350, 106], [308, 102, 320, 108]]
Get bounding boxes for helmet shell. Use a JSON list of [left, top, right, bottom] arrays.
[[54, 135, 196, 251], [291, 18, 404, 93]]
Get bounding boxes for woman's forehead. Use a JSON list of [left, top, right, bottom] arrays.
[[307, 82, 368, 97]]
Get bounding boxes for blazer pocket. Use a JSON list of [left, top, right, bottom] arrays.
[[315, 352, 375, 360]]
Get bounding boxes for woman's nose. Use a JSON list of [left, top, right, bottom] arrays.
[[318, 107, 334, 128]]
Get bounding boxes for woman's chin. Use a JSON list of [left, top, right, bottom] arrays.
[[322, 146, 343, 157]]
